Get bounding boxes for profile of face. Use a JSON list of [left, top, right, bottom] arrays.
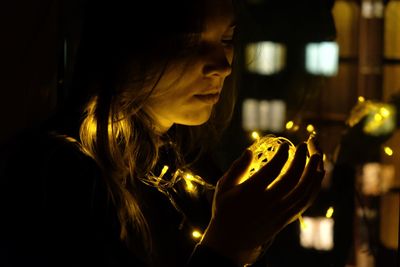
[[145, 0, 235, 133]]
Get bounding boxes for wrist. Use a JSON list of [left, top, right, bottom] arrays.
[[199, 222, 261, 266]]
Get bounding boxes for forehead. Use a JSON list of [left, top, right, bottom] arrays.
[[204, 0, 235, 28]]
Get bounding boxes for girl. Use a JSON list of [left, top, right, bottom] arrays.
[[0, 0, 324, 266]]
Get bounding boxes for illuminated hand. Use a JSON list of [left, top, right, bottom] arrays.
[[200, 138, 324, 266]]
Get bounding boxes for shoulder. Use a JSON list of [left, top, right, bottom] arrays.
[[0, 129, 140, 266], [0, 128, 105, 210]]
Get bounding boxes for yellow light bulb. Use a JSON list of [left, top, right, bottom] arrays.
[[286, 121, 294, 130], [192, 230, 202, 239], [358, 96, 365, 102], [159, 165, 169, 179], [182, 173, 197, 194], [379, 107, 390, 118], [326, 207, 334, 218], [251, 131, 260, 140], [185, 180, 195, 192], [374, 113, 383, 121], [384, 146, 393, 156], [306, 124, 315, 133]]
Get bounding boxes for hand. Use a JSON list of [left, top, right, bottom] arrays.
[[200, 139, 324, 266]]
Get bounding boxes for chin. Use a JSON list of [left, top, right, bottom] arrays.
[[178, 110, 213, 126]]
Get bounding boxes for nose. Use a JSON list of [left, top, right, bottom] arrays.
[[202, 47, 232, 78]]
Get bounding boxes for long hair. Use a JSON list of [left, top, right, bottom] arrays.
[[59, 0, 240, 260]]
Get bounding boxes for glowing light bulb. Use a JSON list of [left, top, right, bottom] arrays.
[[306, 124, 315, 133], [159, 165, 169, 179], [384, 146, 393, 156], [286, 121, 294, 130], [251, 131, 260, 140], [380, 107, 390, 118], [185, 180, 195, 192], [358, 96, 365, 102], [192, 230, 203, 239], [326, 207, 334, 218], [374, 113, 383, 121], [183, 173, 197, 193]]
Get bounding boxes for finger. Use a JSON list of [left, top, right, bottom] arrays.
[[307, 133, 321, 156], [279, 169, 325, 226], [267, 142, 308, 195], [307, 133, 324, 172], [280, 153, 323, 206], [218, 149, 253, 190], [240, 142, 289, 193]]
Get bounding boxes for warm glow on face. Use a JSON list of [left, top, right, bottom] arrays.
[[144, 0, 235, 133], [384, 146, 394, 156], [326, 207, 334, 218], [192, 230, 203, 239]]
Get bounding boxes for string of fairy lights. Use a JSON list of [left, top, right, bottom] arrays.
[[157, 94, 397, 242]]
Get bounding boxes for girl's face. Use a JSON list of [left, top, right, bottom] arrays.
[[145, 0, 235, 133]]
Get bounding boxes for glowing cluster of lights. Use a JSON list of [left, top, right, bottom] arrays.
[[285, 120, 301, 132], [285, 120, 316, 134], [145, 166, 215, 200], [347, 98, 396, 136], [241, 135, 297, 186]]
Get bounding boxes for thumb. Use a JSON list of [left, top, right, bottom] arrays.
[[217, 149, 253, 191]]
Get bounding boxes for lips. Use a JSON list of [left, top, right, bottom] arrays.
[[194, 93, 220, 104]]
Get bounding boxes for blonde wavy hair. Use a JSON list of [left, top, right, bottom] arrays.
[[60, 0, 241, 261]]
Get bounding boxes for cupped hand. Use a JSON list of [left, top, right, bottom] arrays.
[[200, 138, 325, 266]]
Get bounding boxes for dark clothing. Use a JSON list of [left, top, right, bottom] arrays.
[[0, 130, 237, 267]]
